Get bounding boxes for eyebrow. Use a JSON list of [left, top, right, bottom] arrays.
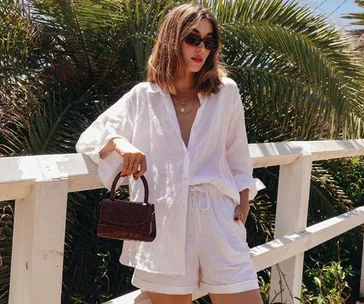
[[191, 29, 213, 36]]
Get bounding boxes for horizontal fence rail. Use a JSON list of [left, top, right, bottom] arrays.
[[0, 140, 363, 304]]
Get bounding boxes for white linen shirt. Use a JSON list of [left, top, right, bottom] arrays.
[[76, 77, 263, 275]]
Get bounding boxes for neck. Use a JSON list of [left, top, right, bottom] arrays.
[[173, 69, 195, 96]]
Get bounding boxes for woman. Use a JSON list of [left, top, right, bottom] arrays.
[[76, 3, 264, 304]]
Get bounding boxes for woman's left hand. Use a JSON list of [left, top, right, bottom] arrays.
[[234, 201, 250, 224], [234, 189, 250, 224]]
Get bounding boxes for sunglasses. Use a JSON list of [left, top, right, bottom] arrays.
[[184, 34, 217, 51]]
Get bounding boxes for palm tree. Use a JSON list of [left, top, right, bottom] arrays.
[[343, 0, 364, 51], [1, 0, 364, 303]]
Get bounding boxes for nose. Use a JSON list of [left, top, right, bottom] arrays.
[[196, 41, 206, 52]]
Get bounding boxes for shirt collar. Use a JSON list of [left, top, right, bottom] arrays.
[[146, 82, 165, 94], [146, 82, 208, 105]]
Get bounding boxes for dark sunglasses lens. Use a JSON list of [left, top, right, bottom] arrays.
[[185, 35, 201, 46], [204, 39, 217, 50], [185, 35, 217, 50]]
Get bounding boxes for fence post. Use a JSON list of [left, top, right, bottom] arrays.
[[9, 178, 68, 304], [269, 151, 312, 304]]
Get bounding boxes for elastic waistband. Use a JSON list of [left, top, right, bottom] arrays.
[[188, 183, 226, 198]]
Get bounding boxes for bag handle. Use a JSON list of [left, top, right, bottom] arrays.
[[109, 173, 149, 204]]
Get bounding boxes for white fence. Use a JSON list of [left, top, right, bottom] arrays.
[[1, 140, 364, 304]]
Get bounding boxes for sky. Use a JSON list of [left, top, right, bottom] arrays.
[[299, 0, 364, 29]]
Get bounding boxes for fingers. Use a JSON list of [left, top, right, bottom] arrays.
[[121, 152, 147, 178], [122, 153, 137, 176], [125, 154, 137, 176], [234, 204, 249, 224], [233, 207, 240, 221], [133, 156, 147, 180], [234, 207, 243, 222], [121, 153, 131, 176]]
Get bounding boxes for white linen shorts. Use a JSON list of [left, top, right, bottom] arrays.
[[132, 184, 259, 295]]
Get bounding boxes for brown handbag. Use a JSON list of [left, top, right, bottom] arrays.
[[97, 173, 156, 242]]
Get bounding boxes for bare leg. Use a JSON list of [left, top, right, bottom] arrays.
[[209, 289, 263, 304], [149, 292, 192, 304]]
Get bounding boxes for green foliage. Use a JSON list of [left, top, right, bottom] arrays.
[[256, 255, 355, 304], [1, 0, 364, 303], [301, 259, 355, 304], [212, 0, 364, 140], [258, 270, 272, 303], [343, 0, 364, 51], [323, 157, 364, 205], [0, 0, 42, 155]]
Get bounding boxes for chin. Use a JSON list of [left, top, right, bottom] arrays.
[[188, 66, 203, 73]]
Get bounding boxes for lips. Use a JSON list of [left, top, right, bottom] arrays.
[[191, 56, 203, 63]]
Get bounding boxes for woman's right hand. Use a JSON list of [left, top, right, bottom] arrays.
[[114, 139, 147, 180], [100, 138, 147, 180]]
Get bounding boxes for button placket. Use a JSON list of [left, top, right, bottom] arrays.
[[186, 94, 207, 154], [162, 92, 188, 153]]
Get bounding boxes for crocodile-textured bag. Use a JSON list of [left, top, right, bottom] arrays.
[[97, 173, 156, 242]]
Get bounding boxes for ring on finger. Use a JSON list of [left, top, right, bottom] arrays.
[[128, 163, 133, 168]]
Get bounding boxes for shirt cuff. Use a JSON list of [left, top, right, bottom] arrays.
[[98, 150, 129, 190], [76, 135, 126, 165], [234, 175, 266, 201]]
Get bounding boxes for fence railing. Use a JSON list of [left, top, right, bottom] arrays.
[[1, 140, 364, 304]]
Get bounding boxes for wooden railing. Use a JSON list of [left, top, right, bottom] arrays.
[[1, 140, 364, 304]]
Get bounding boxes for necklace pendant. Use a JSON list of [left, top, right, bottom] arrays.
[[180, 107, 185, 113]]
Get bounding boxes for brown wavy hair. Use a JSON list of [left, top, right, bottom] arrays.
[[146, 3, 227, 96]]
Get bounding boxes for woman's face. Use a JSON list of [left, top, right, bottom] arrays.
[[180, 18, 214, 74]]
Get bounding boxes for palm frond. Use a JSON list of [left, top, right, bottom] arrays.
[[214, 0, 364, 139]]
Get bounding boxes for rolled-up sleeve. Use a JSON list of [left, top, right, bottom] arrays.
[[76, 92, 135, 190], [226, 85, 258, 201], [76, 92, 134, 165]]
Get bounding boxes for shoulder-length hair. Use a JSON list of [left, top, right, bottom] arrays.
[[146, 4, 227, 96]]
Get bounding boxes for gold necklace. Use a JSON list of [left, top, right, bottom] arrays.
[[173, 96, 191, 113], [174, 97, 197, 116], [171, 94, 197, 115], [171, 91, 196, 113]]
